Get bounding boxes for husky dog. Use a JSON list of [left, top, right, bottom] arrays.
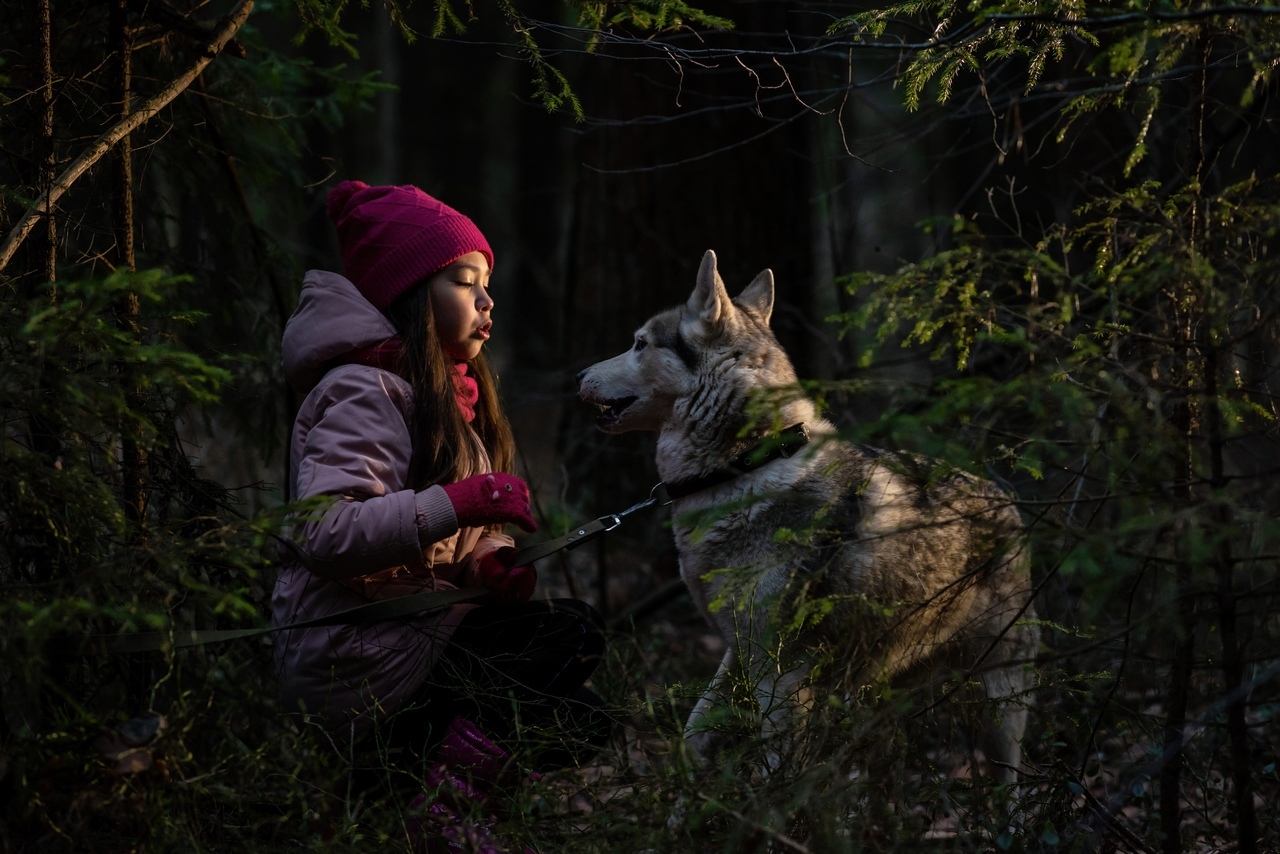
[[578, 250, 1038, 781]]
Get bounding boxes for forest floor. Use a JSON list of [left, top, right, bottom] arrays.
[[527, 534, 1280, 853]]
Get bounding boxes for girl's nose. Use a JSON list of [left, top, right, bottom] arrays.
[[477, 289, 494, 311]]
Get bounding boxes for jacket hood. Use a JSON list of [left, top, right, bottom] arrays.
[[283, 270, 399, 395]]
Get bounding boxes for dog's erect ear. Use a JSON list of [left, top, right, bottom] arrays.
[[736, 269, 775, 324], [687, 249, 730, 329]]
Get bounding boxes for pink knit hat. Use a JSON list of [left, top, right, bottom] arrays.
[[326, 180, 494, 311]]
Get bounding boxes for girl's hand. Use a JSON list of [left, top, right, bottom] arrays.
[[442, 473, 537, 532], [471, 547, 537, 602]]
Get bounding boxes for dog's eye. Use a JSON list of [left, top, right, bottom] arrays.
[[633, 338, 647, 352]]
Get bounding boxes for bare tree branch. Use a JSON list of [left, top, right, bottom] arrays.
[[0, 0, 254, 275]]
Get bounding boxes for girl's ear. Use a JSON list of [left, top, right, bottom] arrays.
[[685, 249, 731, 332]]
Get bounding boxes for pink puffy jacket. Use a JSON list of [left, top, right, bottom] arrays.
[[271, 270, 513, 733]]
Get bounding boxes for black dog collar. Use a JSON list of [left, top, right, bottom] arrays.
[[663, 423, 811, 500]]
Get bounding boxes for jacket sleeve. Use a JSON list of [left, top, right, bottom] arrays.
[[287, 367, 463, 579]]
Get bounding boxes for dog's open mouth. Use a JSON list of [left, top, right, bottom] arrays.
[[593, 396, 637, 428]]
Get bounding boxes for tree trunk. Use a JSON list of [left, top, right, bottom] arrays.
[[1205, 338, 1257, 851], [38, 0, 56, 288], [111, 0, 146, 536]]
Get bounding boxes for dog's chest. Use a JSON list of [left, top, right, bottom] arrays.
[[669, 454, 869, 603], [671, 492, 770, 581], [674, 520, 761, 586], [671, 489, 828, 588]]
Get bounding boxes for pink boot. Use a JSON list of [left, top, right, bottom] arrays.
[[404, 717, 539, 854], [406, 778, 502, 854], [435, 716, 526, 788]]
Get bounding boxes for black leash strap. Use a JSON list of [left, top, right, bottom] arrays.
[[60, 486, 675, 657], [493, 424, 812, 566], [58, 586, 487, 657], [507, 482, 672, 566], [58, 425, 815, 656], [63, 432, 816, 658]]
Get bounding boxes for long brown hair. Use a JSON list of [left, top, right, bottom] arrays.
[[384, 282, 516, 489]]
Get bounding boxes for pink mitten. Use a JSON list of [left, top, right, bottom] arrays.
[[441, 473, 537, 532], [472, 547, 537, 603]]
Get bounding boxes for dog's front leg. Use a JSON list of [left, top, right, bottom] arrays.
[[668, 647, 739, 834], [683, 646, 738, 764], [978, 618, 1038, 787], [756, 663, 811, 775]]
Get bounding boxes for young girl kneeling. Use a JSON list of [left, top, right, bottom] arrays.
[[272, 181, 609, 851]]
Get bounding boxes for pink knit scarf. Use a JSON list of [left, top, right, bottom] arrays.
[[451, 362, 479, 423], [336, 339, 478, 422]]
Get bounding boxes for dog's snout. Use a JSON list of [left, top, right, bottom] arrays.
[[575, 367, 588, 385]]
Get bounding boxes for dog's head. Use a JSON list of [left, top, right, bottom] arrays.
[[577, 249, 792, 434]]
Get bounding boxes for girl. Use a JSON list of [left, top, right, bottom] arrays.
[[272, 180, 609, 851]]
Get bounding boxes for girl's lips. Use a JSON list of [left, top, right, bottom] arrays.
[[475, 323, 492, 340]]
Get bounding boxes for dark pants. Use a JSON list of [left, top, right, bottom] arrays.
[[380, 598, 611, 774]]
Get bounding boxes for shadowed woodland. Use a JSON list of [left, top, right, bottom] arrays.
[[1, 0, 1279, 851]]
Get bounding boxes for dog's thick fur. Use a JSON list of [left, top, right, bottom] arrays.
[[578, 250, 1039, 781]]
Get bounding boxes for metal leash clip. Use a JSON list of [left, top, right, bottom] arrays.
[[507, 481, 673, 566]]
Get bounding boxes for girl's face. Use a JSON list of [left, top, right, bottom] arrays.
[[427, 251, 493, 362]]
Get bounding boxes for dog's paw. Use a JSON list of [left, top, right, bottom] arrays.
[[684, 728, 714, 764], [666, 794, 690, 833]]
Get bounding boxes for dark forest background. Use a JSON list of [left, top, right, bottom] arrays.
[[2, 1, 1278, 851]]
